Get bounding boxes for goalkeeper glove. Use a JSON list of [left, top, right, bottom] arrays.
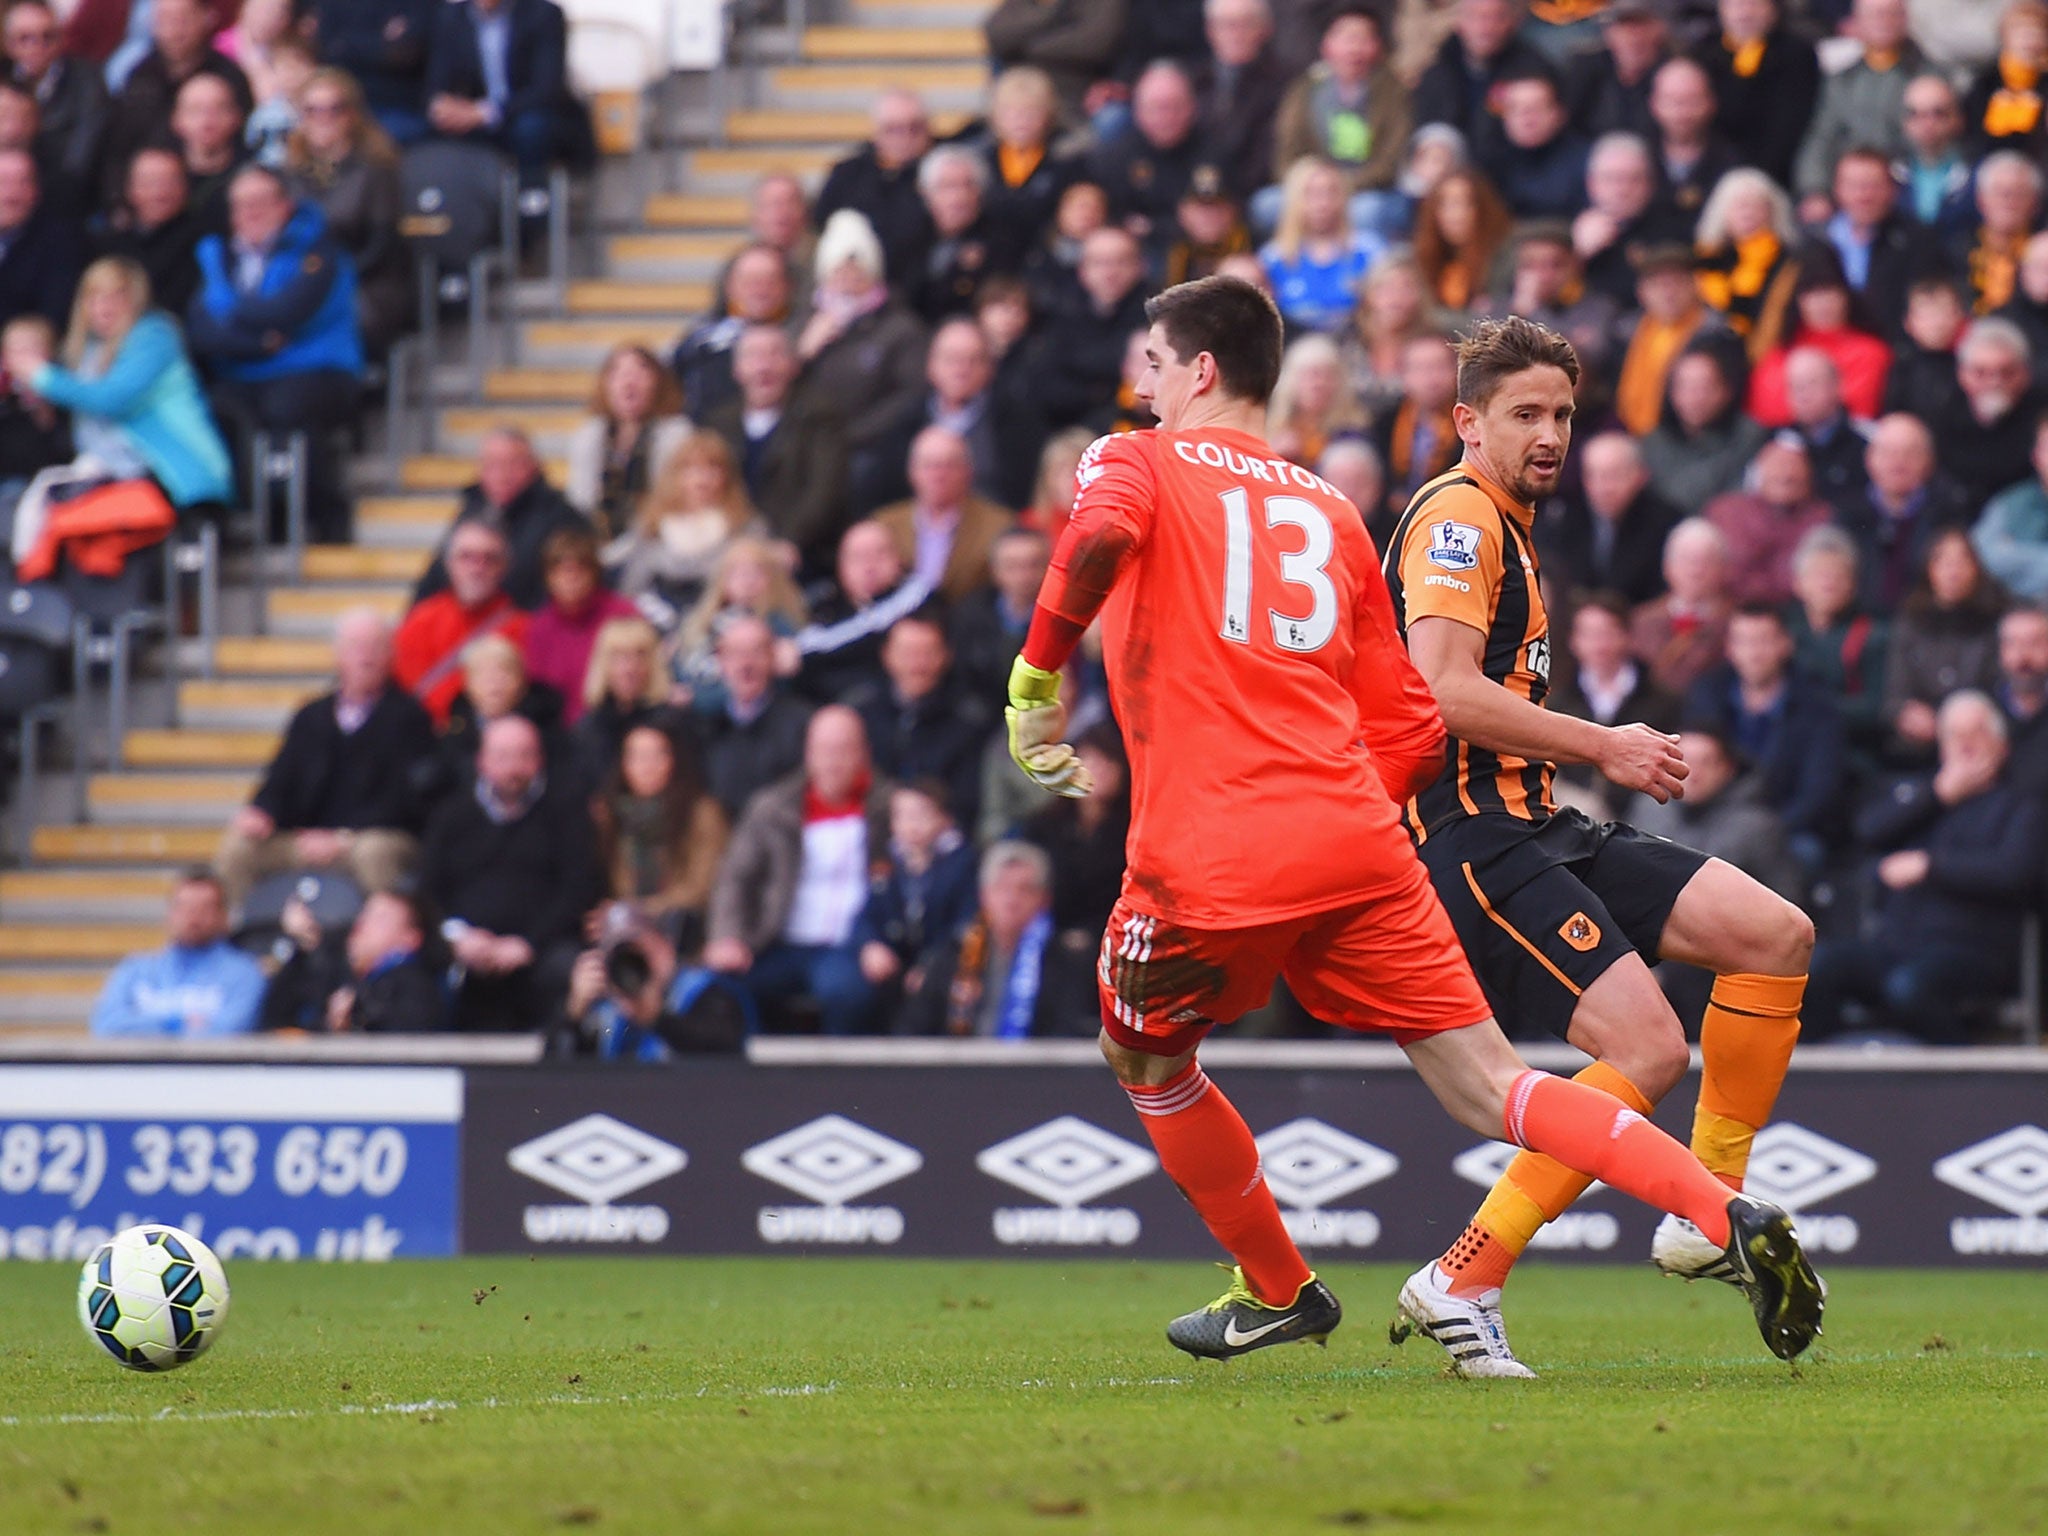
[[1006, 656, 1094, 798]]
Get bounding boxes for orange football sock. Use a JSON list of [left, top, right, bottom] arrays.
[[1695, 972, 1804, 1189], [1124, 1060, 1312, 1307], [1438, 1061, 1654, 1298], [1505, 1070, 1732, 1247]]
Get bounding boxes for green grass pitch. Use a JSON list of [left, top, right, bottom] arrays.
[[1, 1258, 2043, 1536]]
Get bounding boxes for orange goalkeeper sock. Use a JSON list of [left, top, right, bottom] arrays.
[[1438, 1061, 1653, 1298], [1695, 972, 1804, 1189], [1124, 1061, 1312, 1307], [1505, 1070, 1733, 1247]]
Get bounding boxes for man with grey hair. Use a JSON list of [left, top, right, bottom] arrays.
[[1087, 61, 1203, 253], [1934, 315, 2044, 510], [216, 608, 438, 907], [874, 425, 1017, 602], [897, 839, 1096, 1037], [1631, 516, 1734, 694], [1574, 131, 1685, 305], [1318, 439, 1387, 538], [417, 424, 585, 610], [1193, 0, 1290, 201], [1807, 688, 2044, 1043], [1842, 412, 1965, 609], [1541, 430, 1680, 606], [907, 145, 1021, 324], [815, 89, 932, 283]]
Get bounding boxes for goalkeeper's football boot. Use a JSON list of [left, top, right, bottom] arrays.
[[1166, 1266, 1342, 1360], [1651, 1213, 1743, 1285], [1720, 1193, 1826, 1361], [1388, 1262, 1537, 1379]]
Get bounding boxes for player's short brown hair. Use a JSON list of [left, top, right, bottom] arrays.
[[1454, 315, 1580, 411], [1143, 275, 1284, 405]]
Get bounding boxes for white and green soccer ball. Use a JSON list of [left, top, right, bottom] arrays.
[[77, 1224, 231, 1371]]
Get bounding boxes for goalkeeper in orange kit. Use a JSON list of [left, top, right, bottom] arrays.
[[1004, 278, 1822, 1366]]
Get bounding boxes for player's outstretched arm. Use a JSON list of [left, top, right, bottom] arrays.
[[1407, 616, 1690, 803]]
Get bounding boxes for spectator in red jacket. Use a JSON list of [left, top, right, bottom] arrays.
[[393, 516, 529, 726]]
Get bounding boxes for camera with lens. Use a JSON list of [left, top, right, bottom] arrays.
[[596, 903, 655, 998]]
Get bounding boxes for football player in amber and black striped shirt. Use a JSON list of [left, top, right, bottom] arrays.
[[1380, 315, 1820, 1377]]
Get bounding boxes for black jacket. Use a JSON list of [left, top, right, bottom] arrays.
[[1856, 772, 2045, 955], [1684, 668, 1847, 840], [705, 390, 851, 568], [424, 0, 577, 129], [0, 205, 84, 330], [317, 0, 435, 122], [414, 478, 588, 611], [1018, 284, 1150, 429], [1693, 29, 1819, 186], [894, 922, 1099, 1037], [1412, 32, 1553, 145], [902, 211, 1025, 325], [947, 588, 1031, 712], [1086, 129, 1202, 245], [90, 207, 203, 317], [1650, 135, 1742, 230], [262, 938, 449, 1033], [250, 685, 438, 834], [99, 48, 252, 206], [690, 688, 816, 820], [1191, 48, 1294, 201], [1844, 213, 1950, 342], [419, 777, 602, 949], [815, 145, 928, 286], [854, 388, 1033, 517], [1019, 797, 1129, 938], [15, 57, 106, 197], [1931, 388, 2046, 516], [850, 677, 992, 828], [1537, 487, 1681, 608]]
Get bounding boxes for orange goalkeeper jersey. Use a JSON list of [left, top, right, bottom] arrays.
[[1033, 427, 1448, 927]]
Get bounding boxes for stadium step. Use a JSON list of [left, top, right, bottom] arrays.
[[0, 923, 166, 963], [519, 318, 672, 366], [0, 969, 107, 1025], [31, 825, 222, 865], [720, 107, 970, 146], [565, 279, 712, 317], [302, 545, 433, 583], [605, 232, 741, 280], [88, 773, 256, 824], [764, 62, 988, 110], [123, 730, 277, 770], [357, 495, 453, 550], [801, 24, 984, 59], [484, 367, 596, 404], [178, 678, 321, 729], [642, 192, 752, 231], [849, 0, 990, 19], [213, 636, 335, 676], [685, 147, 837, 189], [0, 870, 174, 922], [438, 405, 584, 457], [266, 586, 408, 636]]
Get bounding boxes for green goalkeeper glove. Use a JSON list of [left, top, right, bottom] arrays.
[[1006, 657, 1094, 798]]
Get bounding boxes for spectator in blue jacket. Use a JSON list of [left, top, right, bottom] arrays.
[[857, 779, 981, 1025], [1684, 602, 1848, 872], [4, 255, 232, 510], [186, 163, 362, 539], [1972, 410, 2048, 603], [90, 869, 266, 1037], [425, 0, 591, 195]]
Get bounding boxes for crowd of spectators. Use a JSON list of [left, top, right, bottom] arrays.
[[0, 0, 592, 552], [83, 0, 2048, 1050]]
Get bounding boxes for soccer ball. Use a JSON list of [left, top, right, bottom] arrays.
[[77, 1224, 231, 1372]]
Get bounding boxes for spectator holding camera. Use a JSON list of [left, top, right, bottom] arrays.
[[565, 907, 750, 1059], [260, 889, 449, 1034]]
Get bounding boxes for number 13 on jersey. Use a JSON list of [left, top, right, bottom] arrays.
[[1217, 488, 1338, 654]]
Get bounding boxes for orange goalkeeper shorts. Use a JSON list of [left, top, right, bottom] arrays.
[[1097, 855, 1493, 1057]]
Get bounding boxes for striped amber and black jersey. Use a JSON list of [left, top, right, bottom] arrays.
[[1382, 464, 1555, 837]]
